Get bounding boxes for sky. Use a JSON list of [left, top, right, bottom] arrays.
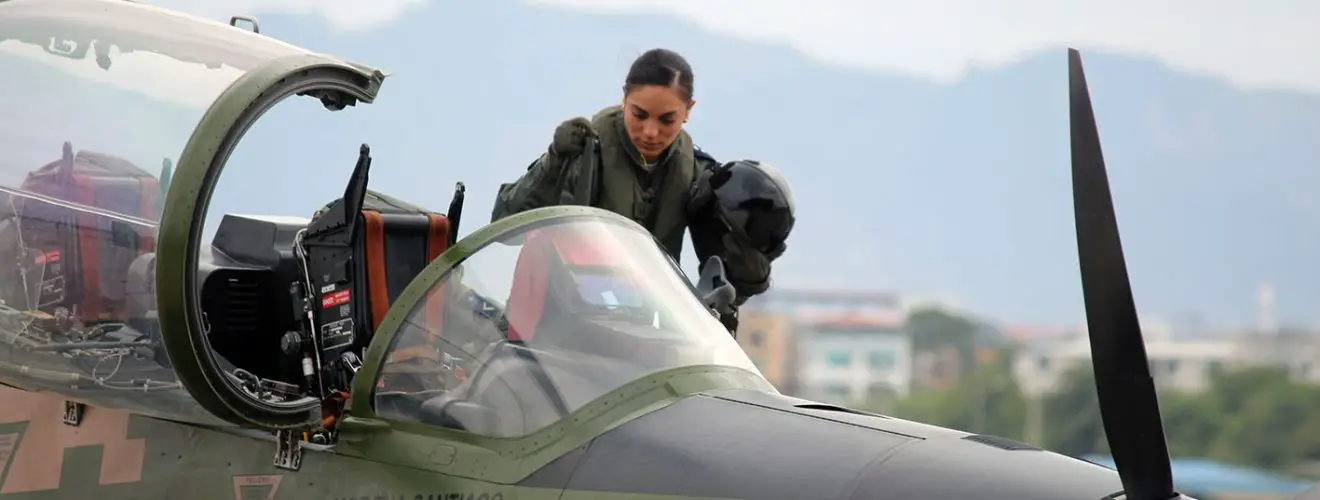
[[155, 0, 1320, 93]]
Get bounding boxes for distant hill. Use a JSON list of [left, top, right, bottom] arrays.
[[164, 0, 1320, 328]]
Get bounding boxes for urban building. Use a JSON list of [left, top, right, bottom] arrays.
[[743, 289, 905, 325], [735, 311, 798, 392], [1012, 330, 1238, 396], [1227, 329, 1320, 384], [738, 288, 907, 402], [795, 318, 912, 410]]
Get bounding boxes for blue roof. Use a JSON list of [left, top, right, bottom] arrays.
[[1082, 455, 1315, 495]]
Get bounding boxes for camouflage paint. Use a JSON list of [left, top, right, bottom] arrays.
[[0, 433, 17, 488], [0, 386, 143, 493], [0, 384, 726, 500]]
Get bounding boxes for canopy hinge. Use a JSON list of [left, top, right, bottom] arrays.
[[273, 429, 303, 471]]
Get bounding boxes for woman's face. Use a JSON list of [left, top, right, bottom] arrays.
[[622, 85, 693, 161]]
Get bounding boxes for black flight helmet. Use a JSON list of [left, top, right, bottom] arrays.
[[705, 159, 795, 259]]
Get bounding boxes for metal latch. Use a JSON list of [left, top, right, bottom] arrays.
[[273, 429, 302, 471], [229, 15, 261, 33], [62, 401, 84, 426]]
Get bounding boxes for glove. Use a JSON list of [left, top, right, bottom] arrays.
[[721, 233, 771, 301], [551, 117, 597, 158]]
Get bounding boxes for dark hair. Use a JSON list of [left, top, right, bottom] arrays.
[[624, 48, 694, 102]]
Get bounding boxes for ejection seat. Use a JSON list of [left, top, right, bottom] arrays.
[[297, 149, 465, 427], [354, 192, 451, 344], [299, 189, 452, 369], [0, 142, 160, 324], [301, 188, 460, 430], [505, 228, 569, 343], [299, 146, 465, 364]]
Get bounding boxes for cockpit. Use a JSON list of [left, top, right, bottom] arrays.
[[372, 214, 759, 437]]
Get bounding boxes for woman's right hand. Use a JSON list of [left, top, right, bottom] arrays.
[[551, 117, 597, 158]]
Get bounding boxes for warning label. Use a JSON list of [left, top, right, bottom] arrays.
[[35, 250, 59, 265], [321, 289, 351, 309]]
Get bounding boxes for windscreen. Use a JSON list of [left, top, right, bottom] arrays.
[[374, 214, 765, 438], [0, 0, 308, 425]]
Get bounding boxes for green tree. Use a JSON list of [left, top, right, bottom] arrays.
[[905, 307, 977, 353], [904, 307, 980, 379], [1202, 367, 1320, 468], [1040, 363, 1106, 456], [1033, 363, 1320, 469], [1157, 390, 1219, 458], [889, 342, 1320, 472], [888, 348, 1026, 440]]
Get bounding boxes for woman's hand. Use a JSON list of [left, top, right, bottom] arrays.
[[551, 117, 597, 157]]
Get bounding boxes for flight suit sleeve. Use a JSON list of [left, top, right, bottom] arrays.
[[687, 146, 723, 263], [490, 119, 600, 223], [490, 152, 566, 223], [687, 146, 773, 304]]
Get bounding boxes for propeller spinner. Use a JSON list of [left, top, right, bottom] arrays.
[[1068, 48, 1181, 500]]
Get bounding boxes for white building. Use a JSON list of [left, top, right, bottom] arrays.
[[796, 319, 912, 408], [1013, 330, 1238, 396], [1226, 330, 1320, 383]]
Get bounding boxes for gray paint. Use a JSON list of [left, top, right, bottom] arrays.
[[561, 394, 913, 499], [523, 389, 1125, 499]]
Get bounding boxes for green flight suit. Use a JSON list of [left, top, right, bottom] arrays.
[[490, 105, 720, 263]]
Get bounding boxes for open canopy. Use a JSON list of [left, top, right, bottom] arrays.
[[0, 0, 315, 425]]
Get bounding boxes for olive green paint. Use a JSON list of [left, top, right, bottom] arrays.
[[0, 400, 728, 499], [157, 53, 386, 429]]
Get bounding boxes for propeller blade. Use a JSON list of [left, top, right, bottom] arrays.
[[1068, 48, 1178, 500]]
